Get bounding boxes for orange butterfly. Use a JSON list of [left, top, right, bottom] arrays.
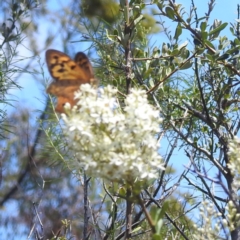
[[46, 49, 97, 113]]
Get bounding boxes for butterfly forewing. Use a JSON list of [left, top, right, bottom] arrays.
[[74, 52, 94, 80], [46, 49, 90, 82]]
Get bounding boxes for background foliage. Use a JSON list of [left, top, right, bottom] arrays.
[[1, 0, 240, 239]]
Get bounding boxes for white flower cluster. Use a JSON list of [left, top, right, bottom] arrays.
[[223, 200, 240, 231], [62, 84, 163, 183], [228, 136, 240, 191], [192, 201, 224, 240], [192, 200, 240, 239]]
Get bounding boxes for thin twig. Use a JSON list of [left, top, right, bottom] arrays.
[[83, 172, 91, 239], [0, 102, 49, 206]]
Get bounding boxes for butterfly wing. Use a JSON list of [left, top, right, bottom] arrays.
[[55, 96, 76, 113], [46, 49, 91, 82], [46, 49, 96, 113], [74, 52, 94, 80], [46, 81, 80, 96], [47, 81, 81, 113]]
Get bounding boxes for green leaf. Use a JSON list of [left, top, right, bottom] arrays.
[[152, 234, 162, 240], [201, 31, 208, 41], [209, 22, 228, 36], [178, 41, 188, 50], [200, 21, 207, 32], [230, 54, 240, 59], [171, 49, 179, 56], [165, 7, 175, 20], [217, 53, 230, 61], [119, 187, 126, 196], [113, 29, 118, 36], [204, 40, 215, 50], [134, 15, 144, 26], [180, 48, 190, 58], [174, 23, 182, 40], [230, 27, 235, 35], [220, 40, 231, 50], [234, 38, 240, 45], [149, 78, 155, 88], [180, 61, 192, 69], [225, 46, 238, 55], [145, 60, 151, 71], [205, 53, 213, 61], [155, 219, 163, 234], [152, 47, 160, 57], [162, 43, 169, 54], [196, 47, 205, 54], [157, 2, 164, 10], [131, 226, 142, 233]]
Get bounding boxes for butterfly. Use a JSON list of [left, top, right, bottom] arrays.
[[46, 49, 97, 113]]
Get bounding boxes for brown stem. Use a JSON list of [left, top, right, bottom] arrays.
[[137, 195, 156, 234], [83, 172, 91, 239], [124, 0, 132, 94], [125, 188, 133, 239]]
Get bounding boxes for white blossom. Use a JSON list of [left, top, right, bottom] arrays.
[[192, 198, 240, 239], [228, 136, 240, 191], [61, 84, 163, 183], [189, 137, 240, 239]]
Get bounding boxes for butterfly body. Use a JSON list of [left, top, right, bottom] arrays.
[[46, 49, 96, 113]]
